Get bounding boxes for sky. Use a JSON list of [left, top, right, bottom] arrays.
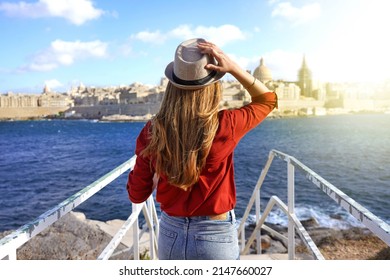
[[1, 0, 390, 93]]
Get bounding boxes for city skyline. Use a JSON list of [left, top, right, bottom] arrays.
[[1, 0, 390, 93]]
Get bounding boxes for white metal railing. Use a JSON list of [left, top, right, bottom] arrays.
[[238, 149, 390, 260], [97, 195, 159, 260], [0, 155, 139, 260], [2, 149, 389, 260]]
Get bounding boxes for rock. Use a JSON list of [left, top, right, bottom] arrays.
[[1, 211, 130, 260], [300, 217, 319, 228], [329, 213, 343, 220], [265, 240, 288, 254], [244, 220, 389, 260], [260, 235, 272, 249]]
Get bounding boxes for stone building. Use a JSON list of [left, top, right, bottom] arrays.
[[0, 84, 73, 108], [253, 58, 273, 84], [251, 57, 302, 101], [118, 91, 138, 104], [297, 55, 313, 98], [273, 82, 301, 100], [220, 81, 248, 108], [0, 93, 40, 108], [39, 92, 73, 107]]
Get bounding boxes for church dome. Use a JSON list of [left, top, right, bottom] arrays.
[[253, 57, 272, 83], [43, 84, 51, 94]]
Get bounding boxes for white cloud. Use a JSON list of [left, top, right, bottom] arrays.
[[133, 24, 247, 47], [307, 2, 390, 83], [0, 0, 104, 25], [21, 40, 108, 72], [133, 30, 167, 44], [271, 2, 321, 25], [268, 0, 280, 5], [0, 1, 43, 18], [29, 62, 58, 72], [190, 25, 246, 46], [44, 79, 63, 89], [226, 53, 256, 72]]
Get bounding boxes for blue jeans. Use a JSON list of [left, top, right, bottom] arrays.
[[158, 210, 239, 260]]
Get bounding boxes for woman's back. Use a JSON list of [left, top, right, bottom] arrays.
[[127, 38, 277, 259]]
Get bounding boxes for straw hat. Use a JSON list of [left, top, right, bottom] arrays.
[[165, 38, 225, 89]]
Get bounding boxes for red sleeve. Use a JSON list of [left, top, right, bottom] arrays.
[[126, 121, 155, 203], [230, 91, 278, 141]]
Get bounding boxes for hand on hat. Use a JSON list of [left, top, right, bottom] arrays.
[[198, 41, 270, 97], [197, 41, 240, 75]]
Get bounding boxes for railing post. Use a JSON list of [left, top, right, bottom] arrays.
[[151, 200, 159, 250], [147, 197, 156, 260], [287, 159, 295, 260], [238, 151, 275, 255], [1, 250, 16, 260], [132, 203, 140, 260], [240, 226, 245, 252], [255, 188, 261, 254]]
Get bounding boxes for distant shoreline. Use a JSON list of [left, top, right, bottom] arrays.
[[1, 108, 389, 122]]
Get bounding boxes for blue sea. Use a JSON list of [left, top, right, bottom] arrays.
[[0, 114, 389, 232]]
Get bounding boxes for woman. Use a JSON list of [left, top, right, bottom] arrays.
[[127, 38, 277, 260]]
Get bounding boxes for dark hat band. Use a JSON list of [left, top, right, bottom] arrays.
[[172, 70, 218, 86]]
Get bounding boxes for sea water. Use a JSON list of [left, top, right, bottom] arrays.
[[0, 114, 389, 232]]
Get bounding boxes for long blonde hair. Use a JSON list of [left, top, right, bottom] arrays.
[[141, 81, 222, 190]]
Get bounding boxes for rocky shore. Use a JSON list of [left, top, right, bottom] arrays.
[[1, 211, 388, 260], [247, 222, 390, 260], [0, 212, 131, 260]]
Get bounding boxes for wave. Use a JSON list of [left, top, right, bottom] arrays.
[[238, 205, 368, 230]]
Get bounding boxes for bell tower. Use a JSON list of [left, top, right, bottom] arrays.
[[297, 55, 313, 98]]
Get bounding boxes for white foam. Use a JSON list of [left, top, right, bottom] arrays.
[[238, 205, 365, 230]]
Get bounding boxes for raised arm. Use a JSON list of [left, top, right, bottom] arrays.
[[197, 41, 270, 99]]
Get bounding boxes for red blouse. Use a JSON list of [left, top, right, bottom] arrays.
[[127, 92, 277, 216]]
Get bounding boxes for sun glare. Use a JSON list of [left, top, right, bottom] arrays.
[[311, 1, 390, 83]]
